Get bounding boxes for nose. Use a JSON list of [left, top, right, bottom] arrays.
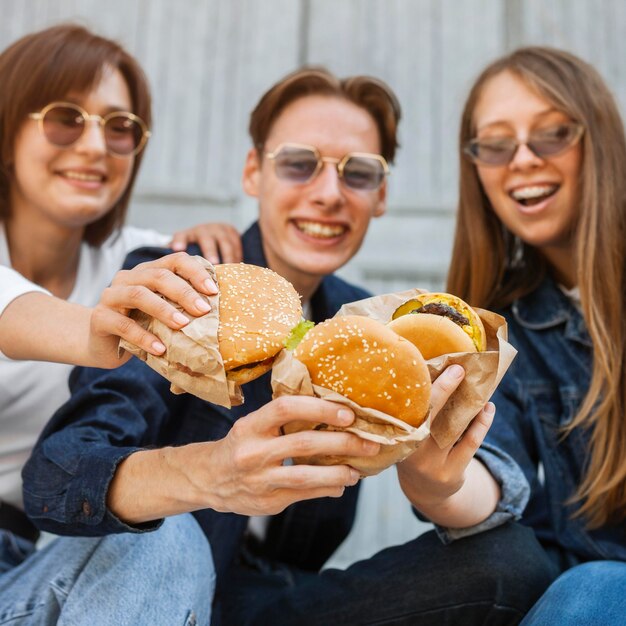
[[509, 141, 543, 170], [310, 161, 345, 209], [74, 118, 107, 157]]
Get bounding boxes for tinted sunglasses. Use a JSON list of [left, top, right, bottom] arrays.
[[464, 122, 584, 167], [29, 102, 151, 157], [265, 143, 389, 191]]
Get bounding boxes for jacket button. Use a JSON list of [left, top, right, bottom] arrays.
[[82, 501, 92, 516]]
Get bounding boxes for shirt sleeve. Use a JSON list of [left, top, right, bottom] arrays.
[[0, 266, 50, 316], [430, 369, 534, 543], [21, 338, 185, 536]]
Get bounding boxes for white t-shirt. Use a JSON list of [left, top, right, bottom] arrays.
[[0, 225, 170, 509], [0, 266, 49, 312]]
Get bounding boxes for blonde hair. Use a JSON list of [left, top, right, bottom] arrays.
[[447, 47, 626, 527]]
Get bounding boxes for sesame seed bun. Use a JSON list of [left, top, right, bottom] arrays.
[[294, 315, 431, 427], [388, 292, 486, 358], [216, 263, 302, 384]]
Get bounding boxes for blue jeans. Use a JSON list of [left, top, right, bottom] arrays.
[[521, 560, 626, 625], [0, 514, 214, 625], [217, 521, 558, 625]]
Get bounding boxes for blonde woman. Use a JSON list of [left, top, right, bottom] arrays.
[[447, 46, 626, 623]]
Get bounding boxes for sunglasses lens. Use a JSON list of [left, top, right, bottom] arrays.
[[529, 124, 581, 158], [104, 114, 145, 156], [342, 156, 386, 190], [467, 139, 516, 166], [272, 147, 319, 183], [42, 105, 85, 146]]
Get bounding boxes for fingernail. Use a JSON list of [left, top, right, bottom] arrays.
[[337, 409, 354, 424], [173, 312, 190, 326], [171, 242, 184, 251], [151, 341, 166, 354], [204, 278, 218, 293], [349, 469, 361, 483], [449, 364, 464, 379], [195, 298, 210, 312], [485, 402, 496, 416]]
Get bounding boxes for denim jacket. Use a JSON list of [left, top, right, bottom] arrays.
[[22, 221, 371, 577], [475, 276, 626, 566]]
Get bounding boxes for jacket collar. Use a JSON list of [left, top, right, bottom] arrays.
[[511, 275, 591, 347]]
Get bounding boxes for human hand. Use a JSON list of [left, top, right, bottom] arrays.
[[89, 252, 218, 368], [169, 222, 243, 264], [396, 364, 498, 526], [184, 396, 381, 516]]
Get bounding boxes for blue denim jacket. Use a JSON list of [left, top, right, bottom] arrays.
[[22, 222, 371, 577], [475, 276, 626, 567]]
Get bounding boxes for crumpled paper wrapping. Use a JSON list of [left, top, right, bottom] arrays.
[[119, 256, 243, 408], [272, 349, 431, 476], [338, 289, 516, 448], [272, 288, 516, 475]]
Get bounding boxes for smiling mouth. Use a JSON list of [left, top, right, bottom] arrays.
[[293, 219, 347, 239], [510, 184, 559, 207], [61, 171, 105, 183]]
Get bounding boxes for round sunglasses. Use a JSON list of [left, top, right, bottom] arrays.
[[464, 122, 584, 167], [29, 102, 151, 157], [265, 143, 389, 191]]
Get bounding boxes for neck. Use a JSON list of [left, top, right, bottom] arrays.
[[5, 213, 83, 299], [261, 243, 323, 303], [541, 245, 577, 289]]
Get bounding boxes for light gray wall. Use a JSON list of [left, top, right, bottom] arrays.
[[3, 0, 625, 568]]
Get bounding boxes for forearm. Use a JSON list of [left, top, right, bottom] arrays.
[[107, 444, 218, 524], [0, 293, 93, 365], [398, 458, 500, 528]]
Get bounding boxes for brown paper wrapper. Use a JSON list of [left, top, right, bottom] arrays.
[[337, 289, 517, 448], [271, 350, 431, 477], [118, 256, 243, 408]]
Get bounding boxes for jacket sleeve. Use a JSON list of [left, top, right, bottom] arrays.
[[22, 358, 187, 536]]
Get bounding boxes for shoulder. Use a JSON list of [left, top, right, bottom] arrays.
[[122, 244, 203, 270], [323, 273, 371, 302]]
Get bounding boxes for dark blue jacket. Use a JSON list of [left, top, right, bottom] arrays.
[[480, 276, 626, 568], [22, 222, 371, 577]]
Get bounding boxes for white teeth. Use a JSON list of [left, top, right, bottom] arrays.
[[295, 220, 346, 238], [63, 171, 103, 182], [511, 184, 558, 201]]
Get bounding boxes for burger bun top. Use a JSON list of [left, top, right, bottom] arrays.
[[216, 263, 302, 371], [294, 315, 431, 427]]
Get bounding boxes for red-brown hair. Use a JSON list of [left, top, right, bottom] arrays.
[[0, 23, 152, 246], [249, 66, 401, 164]]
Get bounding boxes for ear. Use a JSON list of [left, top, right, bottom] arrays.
[[242, 148, 262, 198], [372, 180, 387, 217]]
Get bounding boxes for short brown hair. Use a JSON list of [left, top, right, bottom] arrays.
[[249, 66, 401, 163], [0, 23, 152, 246]]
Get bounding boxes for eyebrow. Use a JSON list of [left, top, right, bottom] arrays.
[[476, 107, 564, 132]]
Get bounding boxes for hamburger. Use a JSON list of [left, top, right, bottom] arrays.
[[216, 263, 302, 383], [294, 315, 431, 427], [387, 292, 486, 359]]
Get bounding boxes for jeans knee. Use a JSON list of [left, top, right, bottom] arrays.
[[158, 515, 215, 585]]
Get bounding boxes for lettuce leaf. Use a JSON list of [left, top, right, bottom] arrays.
[[284, 319, 315, 350]]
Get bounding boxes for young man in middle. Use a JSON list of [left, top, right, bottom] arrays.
[[24, 68, 555, 624]]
